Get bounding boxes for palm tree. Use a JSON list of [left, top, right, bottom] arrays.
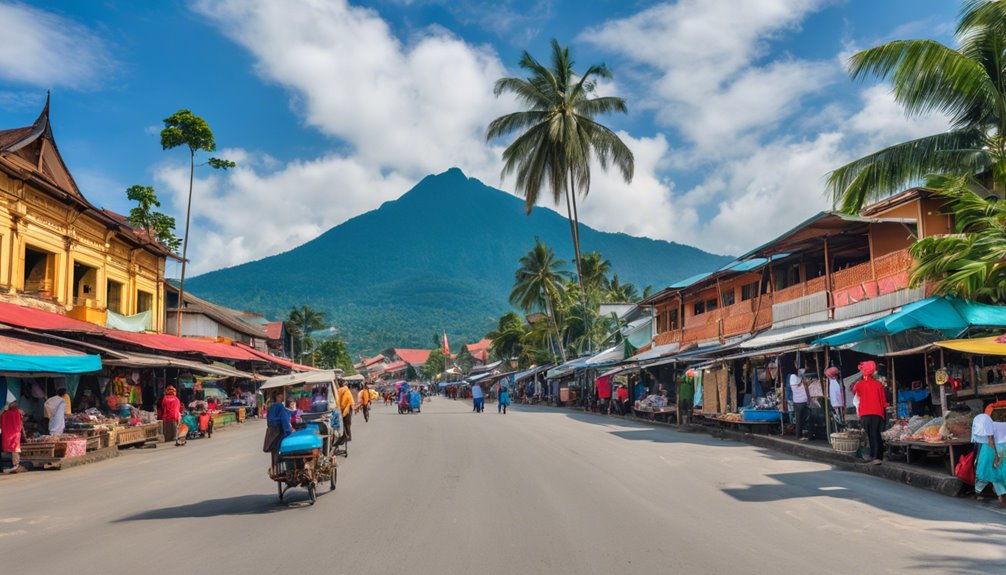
[[828, 0, 1006, 213], [607, 274, 640, 302], [510, 239, 572, 362], [286, 305, 327, 362], [487, 311, 527, 366], [579, 251, 611, 295], [909, 173, 1006, 301], [488, 39, 634, 295]]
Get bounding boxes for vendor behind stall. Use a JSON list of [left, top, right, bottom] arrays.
[[43, 389, 66, 436]]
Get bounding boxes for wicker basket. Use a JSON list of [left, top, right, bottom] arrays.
[[831, 432, 862, 454]]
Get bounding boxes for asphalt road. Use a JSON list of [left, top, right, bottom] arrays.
[[2, 398, 1006, 574]]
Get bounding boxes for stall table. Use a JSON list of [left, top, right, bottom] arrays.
[[886, 439, 972, 475], [633, 405, 677, 423], [708, 415, 781, 435]]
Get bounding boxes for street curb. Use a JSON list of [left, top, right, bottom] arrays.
[[543, 405, 965, 498]]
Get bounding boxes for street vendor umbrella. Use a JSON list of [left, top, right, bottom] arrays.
[[936, 335, 1006, 356]]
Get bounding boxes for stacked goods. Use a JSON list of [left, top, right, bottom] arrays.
[[939, 410, 975, 440], [882, 415, 933, 441], [905, 417, 947, 442]]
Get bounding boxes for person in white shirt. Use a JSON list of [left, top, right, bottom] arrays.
[[43, 388, 67, 436], [826, 367, 845, 427], [789, 369, 809, 441]]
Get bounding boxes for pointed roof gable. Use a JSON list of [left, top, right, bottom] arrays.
[[394, 348, 432, 367], [0, 94, 85, 203]]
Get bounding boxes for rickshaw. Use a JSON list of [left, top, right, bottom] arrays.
[[261, 370, 344, 505]]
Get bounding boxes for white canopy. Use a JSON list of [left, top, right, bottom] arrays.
[[260, 369, 340, 390]]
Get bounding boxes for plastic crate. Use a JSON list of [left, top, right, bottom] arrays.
[[742, 409, 782, 422]]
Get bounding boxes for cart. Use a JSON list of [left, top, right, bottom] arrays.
[[261, 370, 345, 505]]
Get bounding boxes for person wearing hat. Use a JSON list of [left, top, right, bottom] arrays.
[[1, 392, 25, 473], [789, 367, 810, 441], [826, 367, 845, 428], [159, 386, 183, 445], [853, 360, 888, 465]]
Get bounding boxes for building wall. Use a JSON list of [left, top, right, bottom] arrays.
[[0, 168, 166, 330], [870, 222, 913, 257]]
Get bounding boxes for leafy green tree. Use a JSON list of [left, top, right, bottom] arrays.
[[579, 251, 611, 294], [314, 338, 356, 373], [456, 346, 476, 374], [488, 39, 634, 295], [125, 185, 181, 252], [487, 311, 527, 366], [510, 239, 572, 362], [286, 305, 327, 363], [607, 274, 640, 302], [909, 173, 1006, 301], [161, 109, 236, 334], [827, 1, 1006, 213], [422, 348, 447, 381]]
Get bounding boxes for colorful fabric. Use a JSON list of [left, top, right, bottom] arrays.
[[160, 394, 182, 422], [976, 442, 1006, 496], [1, 407, 22, 452], [337, 386, 355, 417]]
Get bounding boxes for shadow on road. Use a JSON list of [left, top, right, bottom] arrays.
[[723, 469, 1006, 523], [113, 492, 328, 521]]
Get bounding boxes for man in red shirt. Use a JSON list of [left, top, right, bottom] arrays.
[[852, 361, 888, 465], [616, 384, 629, 415]]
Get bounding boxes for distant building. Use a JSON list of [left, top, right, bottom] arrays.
[[164, 284, 269, 351], [0, 97, 173, 330]]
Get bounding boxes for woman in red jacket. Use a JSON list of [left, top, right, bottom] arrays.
[[852, 361, 888, 465], [160, 386, 183, 445]]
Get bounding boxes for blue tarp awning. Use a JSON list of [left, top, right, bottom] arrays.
[[813, 296, 1006, 347], [0, 352, 101, 374]]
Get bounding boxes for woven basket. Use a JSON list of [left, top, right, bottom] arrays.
[[831, 432, 861, 454]]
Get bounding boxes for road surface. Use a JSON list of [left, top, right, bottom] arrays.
[[2, 398, 1005, 574]]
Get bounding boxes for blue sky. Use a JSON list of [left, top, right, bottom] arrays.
[[0, 0, 959, 276]]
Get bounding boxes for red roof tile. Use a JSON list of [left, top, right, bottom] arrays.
[[265, 321, 284, 340], [382, 360, 408, 373], [394, 348, 431, 366]]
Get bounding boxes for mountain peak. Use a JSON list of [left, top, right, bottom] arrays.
[[188, 170, 732, 355]]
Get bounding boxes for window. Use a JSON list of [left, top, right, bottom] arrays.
[[693, 301, 705, 315], [721, 289, 735, 307], [23, 246, 56, 297], [136, 290, 154, 314], [72, 261, 98, 305], [665, 308, 679, 331], [706, 298, 718, 312], [107, 280, 124, 314], [741, 281, 760, 301]]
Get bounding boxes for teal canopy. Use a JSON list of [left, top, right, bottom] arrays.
[[813, 297, 1006, 347], [0, 352, 101, 374]]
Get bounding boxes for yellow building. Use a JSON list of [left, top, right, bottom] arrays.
[[0, 97, 172, 331]]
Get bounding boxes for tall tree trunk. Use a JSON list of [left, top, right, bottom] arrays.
[[568, 169, 590, 353], [175, 150, 195, 336], [545, 294, 566, 363], [563, 180, 584, 296]]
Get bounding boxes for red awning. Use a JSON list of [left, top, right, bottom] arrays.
[[102, 331, 261, 362], [0, 301, 105, 334], [0, 334, 86, 356], [232, 342, 315, 371]]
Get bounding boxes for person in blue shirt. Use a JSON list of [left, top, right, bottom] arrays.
[[498, 381, 510, 414], [265, 391, 293, 467], [471, 382, 484, 413]]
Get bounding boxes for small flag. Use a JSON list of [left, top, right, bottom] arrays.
[[442, 330, 450, 356]]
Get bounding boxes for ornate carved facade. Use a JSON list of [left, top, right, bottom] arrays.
[[0, 97, 171, 330]]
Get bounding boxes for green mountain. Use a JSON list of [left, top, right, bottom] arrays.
[[186, 168, 732, 356]]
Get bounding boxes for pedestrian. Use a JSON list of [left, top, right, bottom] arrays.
[[972, 414, 1006, 507], [826, 366, 845, 428], [498, 380, 510, 414], [357, 384, 372, 422], [337, 379, 355, 441], [264, 391, 292, 468], [472, 382, 484, 413], [1, 392, 25, 474], [159, 386, 182, 445], [678, 376, 693, 424], [44, 388, 67, 436], [852, 360, 888, 465], [789, 368, 809, 441]]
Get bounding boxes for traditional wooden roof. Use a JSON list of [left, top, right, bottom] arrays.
[[166, 284, 268, 340], [0, 96, 176, 259], [394, 348, 432, 366]]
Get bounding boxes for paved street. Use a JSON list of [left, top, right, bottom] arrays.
[[3, 399, 1006, 574]]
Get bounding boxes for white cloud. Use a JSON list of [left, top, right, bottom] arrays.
[[155, 152, 412, 274], [0, 2, 113, 89], [846, 84, 952, 147], [582, 0, 837, 154], [192, 0, 508, 178]]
